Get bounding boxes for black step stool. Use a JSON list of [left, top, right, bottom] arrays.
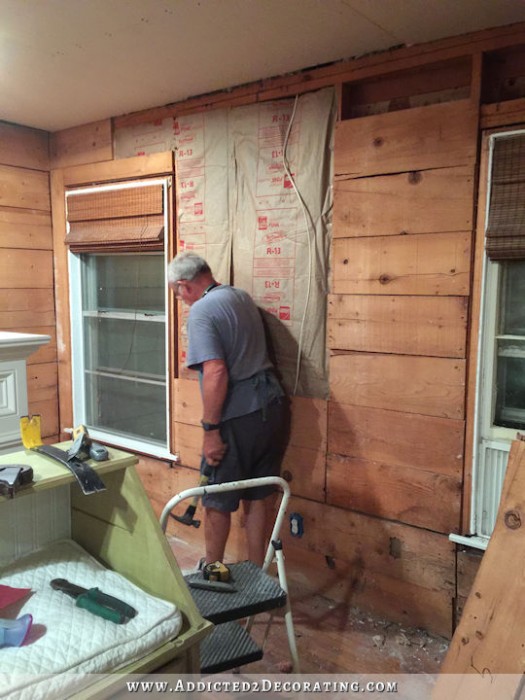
[[161, 476, 301, 674], [185, 560, 287, 673]]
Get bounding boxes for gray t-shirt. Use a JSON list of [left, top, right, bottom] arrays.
[[186, 285, 283, 420]]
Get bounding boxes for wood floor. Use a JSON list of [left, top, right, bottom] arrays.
[[169, 537, 449, 676], [246, 580, 449, 675]]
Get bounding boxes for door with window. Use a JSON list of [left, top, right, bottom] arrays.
[[66, 178, 173, 458], [473, 131, 525, 543]]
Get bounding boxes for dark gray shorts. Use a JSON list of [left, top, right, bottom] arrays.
[[202, 398, 289, 513]]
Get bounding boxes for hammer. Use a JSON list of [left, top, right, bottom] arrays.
[[170, 461, 212, 528]]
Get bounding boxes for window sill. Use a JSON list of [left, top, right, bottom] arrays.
[[86, 428, 177, 463], [449, 533, 488, 551]]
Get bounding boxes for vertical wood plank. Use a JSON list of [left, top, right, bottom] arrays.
[[50, 168, 73, 435], [436, 440, 525, 696], [462, 130, 493, 532]]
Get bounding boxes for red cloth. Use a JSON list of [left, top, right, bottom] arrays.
[[0, 584, 31, 610]]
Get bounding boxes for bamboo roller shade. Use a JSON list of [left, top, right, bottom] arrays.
[[65, 183, 164, 252], [486, 133, 525, 260]]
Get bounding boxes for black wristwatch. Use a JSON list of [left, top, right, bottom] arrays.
[[201, 421, 221, 431]]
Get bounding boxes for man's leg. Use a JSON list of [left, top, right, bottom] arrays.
[[244, 495, 275, 567], [204, 507, 231, 563]]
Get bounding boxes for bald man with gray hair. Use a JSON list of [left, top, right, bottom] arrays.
[[168, 252, 288, 567]]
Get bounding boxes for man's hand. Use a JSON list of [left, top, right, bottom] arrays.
[[203, 430, 227, 466]]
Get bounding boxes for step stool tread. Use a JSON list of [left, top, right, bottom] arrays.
[[200, 621, 263, 674], [185, 560, 287, 624]]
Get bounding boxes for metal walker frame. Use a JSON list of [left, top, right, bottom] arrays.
[[160, 475, 300, 672]]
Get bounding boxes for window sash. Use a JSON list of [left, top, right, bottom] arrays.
[[78, 253, 167, 448]]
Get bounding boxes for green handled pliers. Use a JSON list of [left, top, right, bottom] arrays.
[[50, 578, 137, 624]]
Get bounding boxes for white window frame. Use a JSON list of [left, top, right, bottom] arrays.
[[451, 130, 525, 550], [477, 259, 522, 444], [67, 178, 175, 460]]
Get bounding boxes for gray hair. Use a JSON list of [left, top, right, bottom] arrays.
[[168, 252, 211, 283]]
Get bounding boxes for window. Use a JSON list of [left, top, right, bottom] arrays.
[[494, 261, 525, 431], [467, 131, 525, 545], [479, 259, 525, 441], [67, 179, 172, 458]]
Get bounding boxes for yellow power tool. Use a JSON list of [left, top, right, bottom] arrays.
[[203, 561, 231, 583]]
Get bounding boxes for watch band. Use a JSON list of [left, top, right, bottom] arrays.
[[201, 421, 221, 431]]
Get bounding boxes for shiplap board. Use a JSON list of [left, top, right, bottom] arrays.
[[328, 402, 464, 477], [329, 353, 465, 419], [282, 444, 326, 502], [282, 541, 453, 638], [332, 231, 471, 296], [0, 165, 50, 211], [0, 249, 54, 289], [327, 453, 461, 533], [0, 122, 49, 171], [328, 294, 467, 358], [333, 166, 474, 238], [282, 493, 455, 591], [50, 119, 112, 170], [0, 208, 52, 249], [334, 100, 477, 178]]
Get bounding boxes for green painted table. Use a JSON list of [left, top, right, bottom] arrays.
[[0, 443, 212, 691]]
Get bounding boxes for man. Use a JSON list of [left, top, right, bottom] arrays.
[[168, 252, 288, 567]]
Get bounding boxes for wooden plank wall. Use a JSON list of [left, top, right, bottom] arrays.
[[0, 122, 58, 439], [42, 23, 525, 638], [307, 97, 477, 635]]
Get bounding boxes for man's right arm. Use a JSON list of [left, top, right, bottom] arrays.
[[201, 358, 228, 466]]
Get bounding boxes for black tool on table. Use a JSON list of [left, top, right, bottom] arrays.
[[20, 415, 106, 496], [50, 578, 137, 624], [67, 425, 109, 463], [0, 465, 33, 498], [188, 579, 237, 593]]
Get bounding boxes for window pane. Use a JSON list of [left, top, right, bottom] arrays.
[[494, 340, 525, 430], [85, 375, 166, 443], [80, 253, 166, 446], [83, 318, 165, 378], [82, 254, 164, 314], [500, 260, 525, 336]]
